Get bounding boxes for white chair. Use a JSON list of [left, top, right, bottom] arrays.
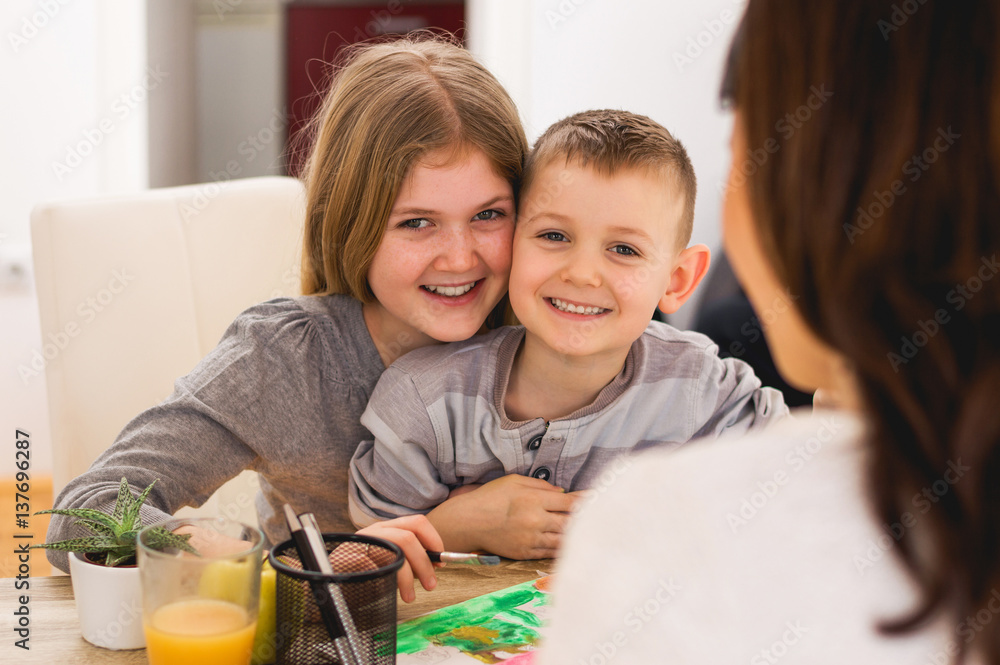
[[31, 176, 306, 527]]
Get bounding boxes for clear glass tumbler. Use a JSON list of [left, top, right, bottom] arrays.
[[138, 516, 264, 665]]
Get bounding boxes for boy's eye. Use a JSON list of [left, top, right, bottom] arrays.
[[399, 218, 431, 229], [540, 231, 567, 242], [474, 209, 505, 221], [610, 244, 639, 257]]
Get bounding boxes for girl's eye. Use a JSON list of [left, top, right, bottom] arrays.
[[474, 209, 505, 221], [399, 218, 431, 229], [610, 244, 639, 257], [541, 231, 567, 242]]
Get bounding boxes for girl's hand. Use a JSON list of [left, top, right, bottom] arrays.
[[428, 474, 580, 560], [358, 515, 444, 603]]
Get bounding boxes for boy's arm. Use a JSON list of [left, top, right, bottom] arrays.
[[427, 474, 579, 560], [348, 368, 451, 527], [692, 350, 791, 439], [349, 365, 580, 560]]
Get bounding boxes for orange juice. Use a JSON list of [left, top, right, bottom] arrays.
[[144, 598, 257, 665]]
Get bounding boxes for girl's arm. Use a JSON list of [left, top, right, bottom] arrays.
[[45, 300, 326, 572]]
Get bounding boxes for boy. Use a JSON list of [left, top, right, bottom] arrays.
[[349, 110, 788, 557]]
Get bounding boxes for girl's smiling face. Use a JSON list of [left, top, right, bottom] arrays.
[[364, 146, 515, 363]]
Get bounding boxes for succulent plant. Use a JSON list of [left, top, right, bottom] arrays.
[[32, 477, 198, 567]]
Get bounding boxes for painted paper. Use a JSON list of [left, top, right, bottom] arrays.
[[396, 578, 550, 664]]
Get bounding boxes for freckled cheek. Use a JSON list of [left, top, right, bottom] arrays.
[[371, 241, 435, 285], [477, 230, 514, 277]]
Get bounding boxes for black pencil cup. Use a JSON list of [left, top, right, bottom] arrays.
[[268, 533, 404, 665]]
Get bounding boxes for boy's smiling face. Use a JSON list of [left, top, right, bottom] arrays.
[[510, 159, 686, 359]]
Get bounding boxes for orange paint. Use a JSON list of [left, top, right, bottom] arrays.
[[533, 575, 555, 592]]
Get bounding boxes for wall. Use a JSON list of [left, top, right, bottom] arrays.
[[195, 0, 286, 184], [1, 0, 149, 246], [2, 0, 150, 477], [147, 0, 198, 188]]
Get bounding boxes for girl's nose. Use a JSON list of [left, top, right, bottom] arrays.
[[433, 226, 477, 273]]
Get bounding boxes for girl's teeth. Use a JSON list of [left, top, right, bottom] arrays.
[[425, 282, 475, 297], [551, 298, 606, 316]]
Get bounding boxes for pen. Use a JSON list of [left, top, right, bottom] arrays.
[[282, 505, 362, 665], [426, 550, 501, 566]]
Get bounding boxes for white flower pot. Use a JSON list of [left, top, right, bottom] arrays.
[[68, 551, 145, 650]]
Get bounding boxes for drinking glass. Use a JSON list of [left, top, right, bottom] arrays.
[[138, 516, 264, 665]]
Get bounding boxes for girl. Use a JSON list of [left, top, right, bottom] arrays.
[[541, 2, 1000, 663], [46, 36, 568, 600]]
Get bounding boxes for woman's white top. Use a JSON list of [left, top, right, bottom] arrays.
[[538, 410, 982, 665]]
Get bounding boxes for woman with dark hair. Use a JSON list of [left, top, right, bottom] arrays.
[[539, 1, 998, 663]]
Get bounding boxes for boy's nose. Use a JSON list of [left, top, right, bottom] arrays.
[[559, 252, 602, 288]]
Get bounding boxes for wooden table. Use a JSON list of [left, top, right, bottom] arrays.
[[0, 559, 554, 664]]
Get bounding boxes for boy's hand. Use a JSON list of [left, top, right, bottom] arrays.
[[357, 515, 443, 603], [428, 474, 580, 560]]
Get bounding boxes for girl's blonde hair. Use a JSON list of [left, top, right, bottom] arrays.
[[299, 35, 528, 300]]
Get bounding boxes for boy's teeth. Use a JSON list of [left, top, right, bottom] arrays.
[[425, 282, 475, 297], [551, 298, 606, 316]]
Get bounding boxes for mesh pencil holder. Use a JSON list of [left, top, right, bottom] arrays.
[[268, 533, 404, 665]]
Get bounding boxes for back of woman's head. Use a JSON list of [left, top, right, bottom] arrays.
[[300, 34, 528, 300], [723, 1, 1000, 660]]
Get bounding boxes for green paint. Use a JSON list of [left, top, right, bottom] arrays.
[[397, 580, 547, 657]]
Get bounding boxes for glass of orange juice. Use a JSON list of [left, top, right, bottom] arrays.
[[138, 517, 264, 665]]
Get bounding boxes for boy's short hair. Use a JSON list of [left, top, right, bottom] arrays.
[[523, 109, 697, 245]]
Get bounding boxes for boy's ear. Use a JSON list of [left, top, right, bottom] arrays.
[[658, 244, 712, 315]]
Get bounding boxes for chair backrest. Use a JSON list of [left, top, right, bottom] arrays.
[[31, 176, 306, 526]]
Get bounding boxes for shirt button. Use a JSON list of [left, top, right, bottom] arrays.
[[527, 435, 543, 450], [532, 467, 551, 481]]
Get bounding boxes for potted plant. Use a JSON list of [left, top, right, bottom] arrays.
[[32, 477, 197, 650]]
